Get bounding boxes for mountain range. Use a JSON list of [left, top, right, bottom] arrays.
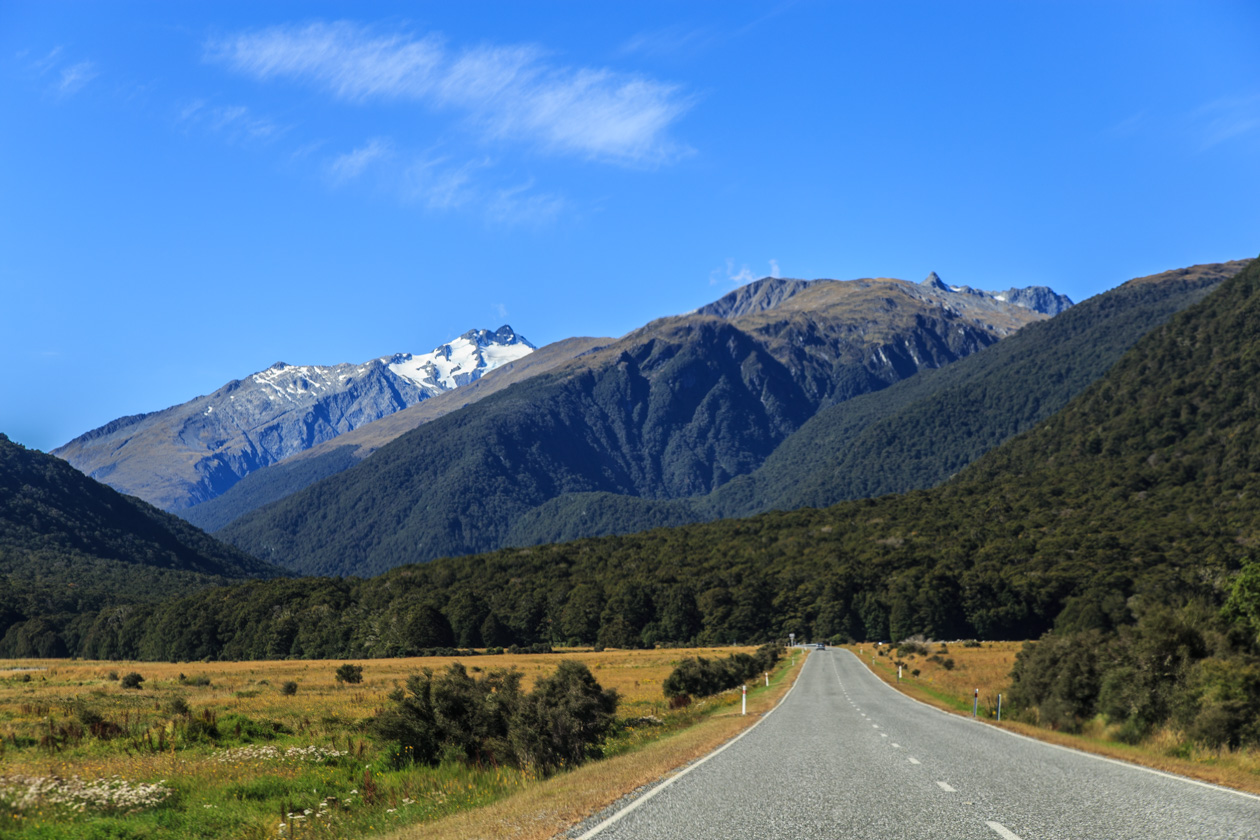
[[3, 254, 1257, 666], [210, 274, 1066, 575], [52, 326, 534, 512], [24, 251, 1257, 666]]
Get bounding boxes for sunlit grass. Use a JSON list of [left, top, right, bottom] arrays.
[[0, 647, 767, 838]]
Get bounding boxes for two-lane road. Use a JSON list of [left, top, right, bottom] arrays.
[[577, 649, 1260, 839]]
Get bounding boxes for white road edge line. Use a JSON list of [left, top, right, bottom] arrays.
[[937, 781, 957, 792], [844, 650, 1260, 803], [986, 820, 1023, 839], [573, 653, 809, 839]]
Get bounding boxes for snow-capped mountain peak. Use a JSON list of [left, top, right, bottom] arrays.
[[387, 326, 535, 393]]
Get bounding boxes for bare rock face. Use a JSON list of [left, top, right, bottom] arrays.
[[53, 328, 534, 511]]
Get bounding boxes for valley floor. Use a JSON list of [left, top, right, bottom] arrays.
[[0, 648, 796, 840]]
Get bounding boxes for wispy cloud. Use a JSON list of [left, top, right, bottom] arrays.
[[324, 140, 561, 226], [23, 47, 98, 97], [205, 21, 693, 166], [710, 258, 778, 286], [618, 25, 717, 59], [1194, 94, 1260, 150], [329, 137, 392, 182], [57, 60, 98, 96], [178, 99, 285, 144], [486, 179, 565, 227]]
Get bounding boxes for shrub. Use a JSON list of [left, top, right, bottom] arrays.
[[375, 663, 522, 767], [511, 661, 618, 774], [373, 661, 617, 776], [335, 664, 363, 685], [119, 672, 144, 690], [166, 697, 191, 717], [662, 644, 782, 700], [280, 681, 298, 696]]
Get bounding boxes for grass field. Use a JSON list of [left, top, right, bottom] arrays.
[[847, 640, 1260, 796], [0, 647, 790, 839]]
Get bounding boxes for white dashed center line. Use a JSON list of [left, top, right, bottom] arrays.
[[908, 757, 921, 765], [986, 821, 1023, 840], [936, 781, 957, 792]]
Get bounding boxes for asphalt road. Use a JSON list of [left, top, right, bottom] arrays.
[[576, 649, 1260, 840]]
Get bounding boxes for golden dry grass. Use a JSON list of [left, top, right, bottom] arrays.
[[0, 647, 802, 839], [846, 642, 1260, 796], [0, 646, 742, 741]]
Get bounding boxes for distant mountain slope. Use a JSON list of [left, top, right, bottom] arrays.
[[218, 275, 1057, 575], [0, 432, 281, 656], [181, 337, 610, 532], [53, 326, 534, 512], [69, 253, 1260, 663], [505, 260, 1245, 547]]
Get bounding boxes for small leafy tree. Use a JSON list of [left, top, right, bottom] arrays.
[[281, 681, 298, 696], [335, 664, 363, 685], [120, 672, 144, 690]]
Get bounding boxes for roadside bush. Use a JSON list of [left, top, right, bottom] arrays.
[[119, 672, 144, 690], [373, 660, 617, 776], [511, 661, 618, 774], [374, 663, 523, 767], [335, 664, 363, 685], [662, 644, 781, 700]]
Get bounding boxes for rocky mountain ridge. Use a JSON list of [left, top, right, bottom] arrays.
[[53, 327, 534, 511]]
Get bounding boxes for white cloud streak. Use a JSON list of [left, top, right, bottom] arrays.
[[329, 137, 392, 182], [205, 21, 692, 166], [1194, 94, 1260, 150], [178, 99, 284, 144], [57, 60, 98, 95]]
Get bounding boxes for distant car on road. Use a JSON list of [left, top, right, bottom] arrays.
[[815, 643, 826, 650]]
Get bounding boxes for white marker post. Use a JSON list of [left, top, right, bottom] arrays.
[[742, 685, 747, 716], [973, 688, 979, 718], [764, 672, 769, 687], [997, 694, 1002, 722], [898, 665, 902, 682]]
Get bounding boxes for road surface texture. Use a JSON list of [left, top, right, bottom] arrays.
[[576, 649, 1260, 840]]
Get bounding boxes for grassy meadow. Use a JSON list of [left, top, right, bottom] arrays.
[[848, 641, 1260, 795], [0, 647, 782, 839]]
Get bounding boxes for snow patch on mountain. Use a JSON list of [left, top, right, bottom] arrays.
[[387, 326, 535, 393]]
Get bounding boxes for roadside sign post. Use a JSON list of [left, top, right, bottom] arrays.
[[742, 685, 747, 716], [997, 694, 1002, 721], [973, 688, 979, 718]]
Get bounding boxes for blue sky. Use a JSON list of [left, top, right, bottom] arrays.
[[3, 1, 1259, 453]]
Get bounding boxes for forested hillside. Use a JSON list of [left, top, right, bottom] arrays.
[[0, 434, 283, 656], [39, 254, 1260, 669], [505, 260, 1247, 545]]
